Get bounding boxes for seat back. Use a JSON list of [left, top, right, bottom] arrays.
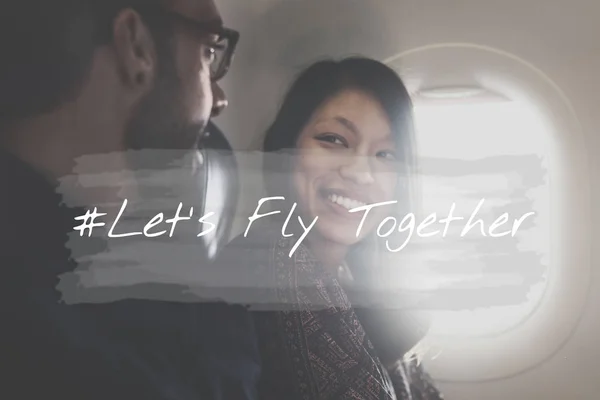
[[195, 121, 239, 262]]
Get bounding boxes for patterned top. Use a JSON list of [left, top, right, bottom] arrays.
[[218, 228, 444, 400]]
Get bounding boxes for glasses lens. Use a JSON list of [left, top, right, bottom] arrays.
[[210, 35, 230, 80]]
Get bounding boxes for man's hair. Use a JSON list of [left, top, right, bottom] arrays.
[[0, 0, 173, 127]]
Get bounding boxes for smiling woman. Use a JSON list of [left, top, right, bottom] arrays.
[[292, 88, 400, 253], [214, 56, 444, 400]]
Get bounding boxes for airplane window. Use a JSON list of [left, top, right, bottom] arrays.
[[411, 93, 551, 339], [383, 44, 590, 383]]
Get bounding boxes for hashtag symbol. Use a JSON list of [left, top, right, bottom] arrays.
[[74, 208, 107, 237]]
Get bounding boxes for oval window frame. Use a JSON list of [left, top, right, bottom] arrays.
[[384, 43, 592, 382]]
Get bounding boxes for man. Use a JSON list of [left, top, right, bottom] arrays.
[[1, 0, 259, 398]]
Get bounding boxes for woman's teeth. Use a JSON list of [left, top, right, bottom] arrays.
[[327, 194, 366, 210]]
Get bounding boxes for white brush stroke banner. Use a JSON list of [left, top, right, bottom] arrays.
[[55, 150, 548, 311]]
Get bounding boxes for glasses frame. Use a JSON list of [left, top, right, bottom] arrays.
[[134, 5, 240, 82]]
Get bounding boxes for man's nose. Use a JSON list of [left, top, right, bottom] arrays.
[[211, 83, 228, 117]]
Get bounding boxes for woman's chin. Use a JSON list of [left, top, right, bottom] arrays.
[[315, 224, 365, 248]]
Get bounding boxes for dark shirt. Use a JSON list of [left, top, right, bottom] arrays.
[[211, 225, 444, 400], [1, 150, 260, 399]]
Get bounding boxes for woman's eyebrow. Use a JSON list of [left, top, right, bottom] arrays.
[[333, 116, 359, 136]]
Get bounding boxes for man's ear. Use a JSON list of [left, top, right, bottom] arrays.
[[112, 9, 157, 92]]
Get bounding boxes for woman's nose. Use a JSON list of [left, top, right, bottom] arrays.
[[211, 83, 228, 117], [339, 154, 375, 186]]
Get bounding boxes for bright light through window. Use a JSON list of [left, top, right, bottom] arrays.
[[411, 98, 551, 338]]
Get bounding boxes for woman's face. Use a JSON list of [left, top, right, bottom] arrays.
[[292, 89, 400, 248]]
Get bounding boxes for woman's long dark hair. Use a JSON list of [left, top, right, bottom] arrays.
[[262, 56, 428, 364]]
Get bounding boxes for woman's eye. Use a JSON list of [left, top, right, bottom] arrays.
[[376, 150, 397, 161], [315, 133, 347, 146]]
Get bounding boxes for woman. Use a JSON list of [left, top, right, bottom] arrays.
[[215, 57, 443, 399]]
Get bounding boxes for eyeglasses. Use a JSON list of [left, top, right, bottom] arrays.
[[207, 26, 239, 82], [132, 4, 240, 82], [164, 11, 240, 82]]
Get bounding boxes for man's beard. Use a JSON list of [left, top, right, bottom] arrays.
[[122, 70, 208, 202], [124, 76, 207, 154]]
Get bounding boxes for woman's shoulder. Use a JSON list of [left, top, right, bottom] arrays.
[[204, 224, 284, 304], [218, 223, 282, 266], [218, 226, 318, 280], [212, 224, 328, 310]]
